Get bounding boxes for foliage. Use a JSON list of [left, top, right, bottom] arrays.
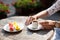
[[13, 0, 41, 8], [0, 2, 9, 14]]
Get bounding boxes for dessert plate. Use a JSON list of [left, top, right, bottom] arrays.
[[27, 24, 43, 30], [3, 23, 24, 32]]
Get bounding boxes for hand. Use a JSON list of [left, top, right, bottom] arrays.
[[38, 20, 56, 30], [25, 16, 36, 25]]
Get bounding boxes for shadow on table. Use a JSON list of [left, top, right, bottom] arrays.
[[1, 29, 22, 36], [26, 28, 51, 35]]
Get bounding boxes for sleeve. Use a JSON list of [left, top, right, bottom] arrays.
[[46, 0, 60, 16]]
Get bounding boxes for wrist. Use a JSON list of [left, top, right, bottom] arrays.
[[32, 15, 38, 20]]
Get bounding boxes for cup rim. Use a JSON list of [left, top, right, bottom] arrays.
[[32, 20, 38, 22]]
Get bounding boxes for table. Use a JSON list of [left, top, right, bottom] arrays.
[[0, 12, 60, 40], [0, 16, 54, 40]]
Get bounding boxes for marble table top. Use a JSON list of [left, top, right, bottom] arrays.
[[0, 16, 54, 40]]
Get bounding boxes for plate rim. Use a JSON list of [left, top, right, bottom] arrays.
[[27, 24, 43, 30], [3, 23, 24, 32]]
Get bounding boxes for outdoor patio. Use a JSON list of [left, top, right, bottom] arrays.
[[0, 0, 60, 40]]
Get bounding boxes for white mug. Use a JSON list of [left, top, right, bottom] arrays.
[[32, 20, 38, 29]]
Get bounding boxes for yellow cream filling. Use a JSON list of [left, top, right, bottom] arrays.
[[13, 22, 20, 31]]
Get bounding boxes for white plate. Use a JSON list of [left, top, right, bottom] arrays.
[[3, 23, 24, 32], [27, 24, 43, 30]]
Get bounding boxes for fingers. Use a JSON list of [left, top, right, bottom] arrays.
[[39, 20, 56, 26], [25, 17, 31, 25], [55, 21, 60, 28], [25, 16, 35, 25], [42, 25, 54, 30], [46, 20, 56, 25], [38, 20, 56, 29], [25, 18, 30, 25], [39, 20, 49, 25]]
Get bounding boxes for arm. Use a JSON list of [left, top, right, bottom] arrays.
[[33, 0, 60, 19], [33, 10, 48, 19], [25, 0, 60, 25]]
